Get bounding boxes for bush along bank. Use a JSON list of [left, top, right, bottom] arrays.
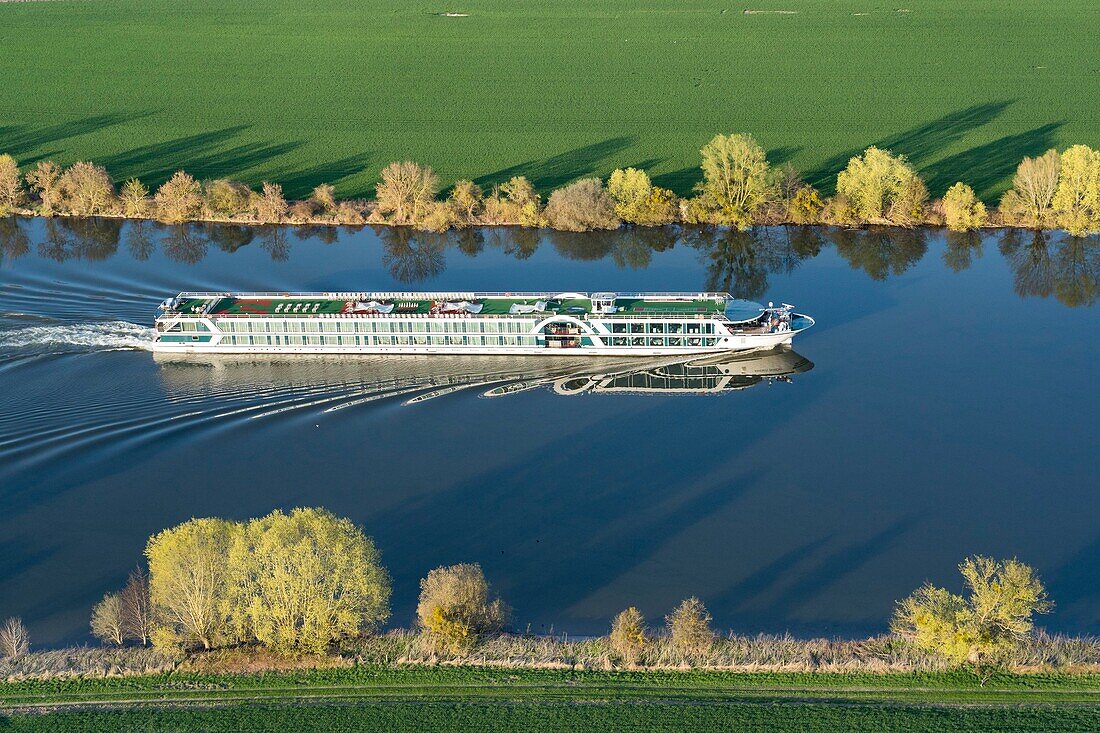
[[1, 138, 1099, 235]]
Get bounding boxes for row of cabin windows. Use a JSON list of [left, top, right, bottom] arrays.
[[221, 334, 540, 347], [215, 319, 532, 334], [605, 337, 722, 347], [607, 322, 714, 335]]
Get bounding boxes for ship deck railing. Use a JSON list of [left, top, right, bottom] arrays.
[[162, 311, 734, 321], [171, 291, 732, 301]]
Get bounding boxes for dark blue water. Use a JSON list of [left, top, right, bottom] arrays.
[[1, 218, 1098, 645]]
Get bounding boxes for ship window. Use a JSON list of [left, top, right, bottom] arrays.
[[611, 322, 626, 333], [668, 323, 682, 334], [650, 323, 665, 334], [669, 337, 683, 347], [629, 323, 644, 334]]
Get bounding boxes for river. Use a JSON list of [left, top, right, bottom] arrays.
[[1, 217, 1097, 645]]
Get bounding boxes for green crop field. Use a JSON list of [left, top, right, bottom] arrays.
[[0, 1, 1097, 201], [2, 667, 1099, 732]]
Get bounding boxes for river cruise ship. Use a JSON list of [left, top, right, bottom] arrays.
[[152, 291, 813, 356]]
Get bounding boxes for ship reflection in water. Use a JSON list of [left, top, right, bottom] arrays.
[[153, 348, 813, 408]]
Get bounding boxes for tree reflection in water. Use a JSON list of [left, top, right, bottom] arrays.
[[942, 230, 983, 273], [4, 216, 1099, 308], [830, 226, 928, 281], [999, 229, 1100, 307], [685, 226, 820, 300], [0, 217, 30, 264], [377, 226, 448, 283]]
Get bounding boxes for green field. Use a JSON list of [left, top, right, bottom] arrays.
[[1, 1, 1098, 202], [2, 667, 1100, 732]]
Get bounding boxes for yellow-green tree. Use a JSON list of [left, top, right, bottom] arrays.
[[1051, 144, 1100, 236], [999, 149, 1060, 228], [90, 592, 125, 646], [118, 178, 150, 218], [226, 508, 390, 654], [448, 179, 483, 222], [25, 161, 62, 215], [609, 607, 648, 665], [0, 154, 26, 215], [694, 133, 776, 229], [417, 563, 508, 652], [836, 147, 926, 225], [665, 597, 713, 658], [892, 556, 1052, 680], [146, 517, 238, 650], [607, 168, 678, 226], [789, 186, 824, 225], [942, 182, 988, 232]]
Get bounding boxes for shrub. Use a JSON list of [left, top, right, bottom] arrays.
[[999, 149, 1060, 228], [544, 178, 621, 231], [483, 176, 544, 226], [942, 182, 988, 231], [607, 168, 678, 226], [892, 556, 1052, 681], [0, 617, 29, 658], [155, 171, 203, 223], [1051, 144, 1100, 236], [57, 161, 116, 216], [694, 133, 777, 229], [665, 597, 713, 658], [225, 508, 390, 655], [202, 179, 251, 217], [417, 563, 508, 652], [609, 607, 648, 664], [0, 154, 25, 215], [416, 200, 459, 232], [91, 592, 125, 645], [25, 160, 62, 215], [836, 146, 926, 224], [375, 161, 439, 224], [789, 186, 824, 224]]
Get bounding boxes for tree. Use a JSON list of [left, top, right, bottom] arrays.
[[146, 517, 238, 650], [0, 154, 26, 215], [118, 178, 150, 218], [154, 171, 203, 223], [310, 183, 337, 214], [0, 617, 29, 658], [225, 508, 390, 655], [544, 178, 621, 232], [375, 161, 439, 225], [1051, 144, 1100, 236], [665, 597, 713, 657], [609, 607, 647, 665], [835, 146, 927, 224], [942, 182, 988, 232], [694, 133, 776, 229], [120, 567, 152, 646], [91, 592, 125, 645], [483, 176, 543, 226], [25, 160, 63, 215], [417, 563, 508, 652], [892, 556, 1052, 681], [449, 179, 483, 222], [251, 182, 289, 223], [1000, 149, 1061, 228], [58, 161, 116, 216]]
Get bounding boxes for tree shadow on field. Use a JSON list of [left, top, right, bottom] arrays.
[[475, 136, 634, 191], [923, 123, 1062, 200], [269, 153, 377, 199], [101, 127, 301, 190], [0, 112, 151, 164], [805, 100, 1019, 195]]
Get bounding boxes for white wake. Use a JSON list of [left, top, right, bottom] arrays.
[[0, 321, 155, 352]]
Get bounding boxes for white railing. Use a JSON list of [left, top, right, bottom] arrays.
[[174, 291, 732, 301]]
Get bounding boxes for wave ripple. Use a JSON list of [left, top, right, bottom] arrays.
[[0, 321, 155, 353]]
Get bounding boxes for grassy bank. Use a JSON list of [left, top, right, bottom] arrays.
[[2, 666, 1099, 732], [0, 1, 1097, 200]]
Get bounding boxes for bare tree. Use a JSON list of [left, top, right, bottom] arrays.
[[0, 154, 26, 215], [154, 171, 203, 223], [121, 568, 152, 646], [58, 161, 116, 216], [310, 183, 337, 214], [251, 182, 289, 223], [91, 593, 125, 646], [0, 617, 29, 658], [375, 161, 439, 225], [1000, 149, 1061, 228], [119, 178, 151, 218], [25, 160, 63, 215]]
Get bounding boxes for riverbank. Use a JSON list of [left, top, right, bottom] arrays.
[[2, 665, 1098, 732]]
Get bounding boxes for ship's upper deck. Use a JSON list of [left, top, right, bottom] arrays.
[[164, 292, 747, 320]]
